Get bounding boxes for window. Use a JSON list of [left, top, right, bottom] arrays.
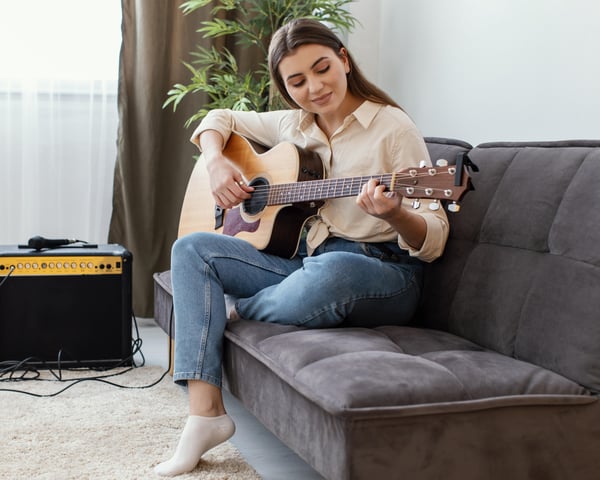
[[0, 0, 122, 244]]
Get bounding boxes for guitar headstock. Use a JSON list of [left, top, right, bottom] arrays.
[[391, 159, 475, 212]]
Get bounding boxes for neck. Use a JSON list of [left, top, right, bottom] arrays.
[[317, 96, 363, 138]]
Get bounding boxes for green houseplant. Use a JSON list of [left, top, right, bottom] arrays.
[[164, 0, 358, 127]]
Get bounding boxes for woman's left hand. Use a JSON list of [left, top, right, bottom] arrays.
[[356, 178, 402, 220], [357, 178, 427, 250]]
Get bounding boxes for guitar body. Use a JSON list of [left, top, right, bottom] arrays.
[[178, 133, 324, 258]]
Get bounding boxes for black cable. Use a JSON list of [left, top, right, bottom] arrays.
[[0, 264, 15, 287], [0, 312, 144, 379], [0, 307, 174, 397]]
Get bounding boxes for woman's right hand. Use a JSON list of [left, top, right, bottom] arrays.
[[199, 129, 254, 209], [206, 157, 253, 209]]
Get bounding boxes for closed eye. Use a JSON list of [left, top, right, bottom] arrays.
[[286, 57, 332, 89]]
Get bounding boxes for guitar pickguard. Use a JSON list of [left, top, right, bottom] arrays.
[[222, 207, 260, 237]]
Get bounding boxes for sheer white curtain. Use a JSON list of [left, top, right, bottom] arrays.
[[0, 0, 121, 245]]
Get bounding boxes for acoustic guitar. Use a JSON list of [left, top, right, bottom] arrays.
[[178, 133, 474, 258]]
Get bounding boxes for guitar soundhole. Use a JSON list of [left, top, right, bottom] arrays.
[[244, 177, 269, 215]]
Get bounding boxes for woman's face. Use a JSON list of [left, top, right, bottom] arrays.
[[278, 43, 352, 117]]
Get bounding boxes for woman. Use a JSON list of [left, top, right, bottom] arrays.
[[155, 18, 449, 476]]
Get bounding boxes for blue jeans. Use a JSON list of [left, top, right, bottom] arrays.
[[171, 232, 423, 388]]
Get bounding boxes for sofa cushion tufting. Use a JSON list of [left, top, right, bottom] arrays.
[[416, 141, 600, 393], [225, 321, 589, 416]]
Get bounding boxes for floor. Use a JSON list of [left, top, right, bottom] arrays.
[[135, 318, 325, 480]]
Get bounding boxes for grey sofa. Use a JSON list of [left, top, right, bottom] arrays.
[[154, 137, 600, 480]]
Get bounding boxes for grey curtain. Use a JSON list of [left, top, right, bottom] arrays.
[[109, 1, 211, 317]]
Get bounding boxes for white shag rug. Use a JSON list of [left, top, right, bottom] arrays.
[[0, 366, 261, 480]]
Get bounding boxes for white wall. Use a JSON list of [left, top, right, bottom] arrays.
[[349, 0, 600, 145]]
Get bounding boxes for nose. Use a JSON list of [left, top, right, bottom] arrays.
[[307, 75, 323, 94]]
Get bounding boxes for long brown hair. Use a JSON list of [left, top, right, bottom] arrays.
[[268, 18, 402, 110]]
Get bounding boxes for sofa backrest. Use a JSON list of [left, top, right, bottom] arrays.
[[418, 139, 600, 393]]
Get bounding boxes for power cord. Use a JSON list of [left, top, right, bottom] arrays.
[[0, 264, 15, 287], [0, 305, 174, 397]]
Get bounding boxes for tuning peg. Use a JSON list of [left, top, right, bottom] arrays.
[[412, 199, 421, 209], [428, 200, 440, 211], [447, 202, 461, 213], [419, 160, 428, 168], [436, 158, 448, 167]]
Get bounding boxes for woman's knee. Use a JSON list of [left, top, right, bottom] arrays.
[[173, 232, 199, 252], [172, 232, 220, 263]]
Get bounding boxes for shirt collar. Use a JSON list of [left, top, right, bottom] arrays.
[[298, 109, 315, 131], [351, 100, 383, 129], [298, 100, 383, 131]]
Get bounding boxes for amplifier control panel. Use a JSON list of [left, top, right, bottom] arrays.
[[0, 255, 125, 276]]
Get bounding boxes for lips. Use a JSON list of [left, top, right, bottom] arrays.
[[312, 92, 332, 106]]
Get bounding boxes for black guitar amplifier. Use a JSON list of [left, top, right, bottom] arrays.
[[0, 244, 133, 368]]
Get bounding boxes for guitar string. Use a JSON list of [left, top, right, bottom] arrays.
[[242, 171, 456, 203], [243, 171, 451, 194], [248, 182, 453, 202]]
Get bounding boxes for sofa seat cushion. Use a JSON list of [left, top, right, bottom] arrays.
[[225, 321, 590, 415]]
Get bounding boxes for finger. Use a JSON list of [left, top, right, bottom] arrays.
[[232, 178, 254, 192], [361, 180, 385, 202], [372, 184, 391, 199], [362, 178, 377, 194], [215, 185, 240, 207], [357, 182, 371, 205]]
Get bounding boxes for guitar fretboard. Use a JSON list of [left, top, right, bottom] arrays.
[[267, 174, 395, 205]]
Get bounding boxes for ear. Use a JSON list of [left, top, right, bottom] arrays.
[[339, 47, 351, 74]]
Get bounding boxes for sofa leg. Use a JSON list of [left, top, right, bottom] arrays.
[[168, 337, 175, 376]]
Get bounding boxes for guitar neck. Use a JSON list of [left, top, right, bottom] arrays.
[[267, 174, 392, 205], [261, 166, 465, 206]]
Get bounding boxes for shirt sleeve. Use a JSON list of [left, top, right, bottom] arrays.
[[397, 209, 449, 263], [190, 109, 295, 150]]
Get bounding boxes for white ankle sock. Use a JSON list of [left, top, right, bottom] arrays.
[[154, 414, 235, 477]]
